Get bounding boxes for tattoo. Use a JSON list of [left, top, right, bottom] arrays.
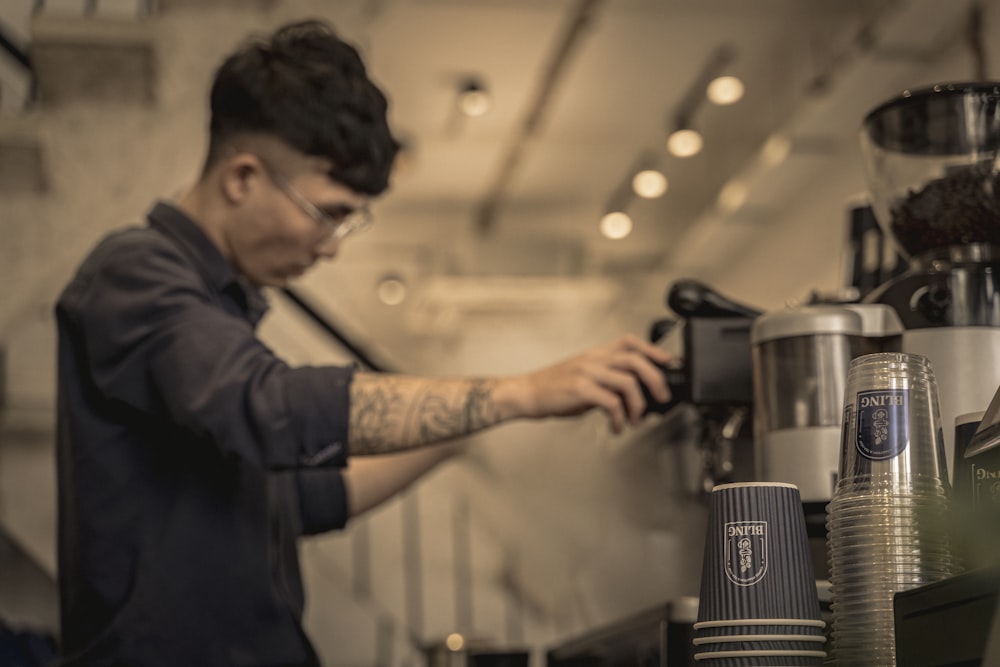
[[411, 390, 462, 443], [350, 376, 501, 455], [465, 379, 498, 431], [351, 378, 402, 453]]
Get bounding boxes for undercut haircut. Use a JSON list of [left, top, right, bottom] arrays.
[[206, 19, 399, 196]]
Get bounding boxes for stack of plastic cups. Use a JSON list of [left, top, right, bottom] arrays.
[[826, 352, 959, 666], [693, 482, 827, 666]]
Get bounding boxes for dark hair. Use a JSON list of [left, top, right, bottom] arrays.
[[207, 19, 399, 195]]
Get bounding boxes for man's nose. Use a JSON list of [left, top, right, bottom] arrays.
[[316, 237, 341, 259]]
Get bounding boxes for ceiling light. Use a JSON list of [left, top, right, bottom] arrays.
[[667, 128, 703, 158], [457, 79, 491, 117], [632, 169, 668, 199], [600, 211, 633, 240], [706, 75, 744, 105], [760, 133, 792, 167], [716, 181, 748, 213], [376, 275, 407, 305]]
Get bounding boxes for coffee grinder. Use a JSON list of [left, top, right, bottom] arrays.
[[859, 82, 1000, 479]]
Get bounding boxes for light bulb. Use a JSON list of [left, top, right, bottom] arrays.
[[632, 169, 668, 199], [667, 129, 703, 158], [458, 83, 491, 117], [760, 134, 792, 167], [376, 277, 407, 305], [706, 76, 745, 105], [600, 211, 633, 240], [716, 181, 748, 213]]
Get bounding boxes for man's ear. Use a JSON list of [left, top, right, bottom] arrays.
[[220, 154, 261, 205]]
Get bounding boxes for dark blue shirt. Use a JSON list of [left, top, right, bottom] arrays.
[[55, 202, 354, 666]]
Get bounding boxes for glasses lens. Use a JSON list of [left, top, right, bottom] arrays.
[[332, 208, 373, 240], [268, 164, 372, 241]]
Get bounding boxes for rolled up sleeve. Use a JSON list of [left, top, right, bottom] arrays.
[[295, 467, 350, 535], [283, 365, 352, 469]]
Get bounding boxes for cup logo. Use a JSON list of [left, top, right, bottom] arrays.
[[973, 465, 1000, 508], [724, 521, 767, 586], [855, 389, 909, 460]]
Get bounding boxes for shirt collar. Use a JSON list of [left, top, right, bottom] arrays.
[[146, 201, 270, 324]]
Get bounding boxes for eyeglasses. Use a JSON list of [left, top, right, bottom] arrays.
[[264, 163, 373, 242]]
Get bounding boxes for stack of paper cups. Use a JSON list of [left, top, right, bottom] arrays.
[[694, 482, 826, 666]]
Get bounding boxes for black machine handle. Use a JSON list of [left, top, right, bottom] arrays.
[[667, 279, 762, 319], [642, 363, 690, 415], [643, 278, 761, 414]]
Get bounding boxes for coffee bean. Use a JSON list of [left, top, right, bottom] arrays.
[[889, 163, 1000, 257]]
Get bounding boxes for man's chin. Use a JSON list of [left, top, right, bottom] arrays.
[[249, 266, 309, 288], [247, 274, 290, 289]]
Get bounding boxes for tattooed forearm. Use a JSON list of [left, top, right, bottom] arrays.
[[349, 375, 505, 455]]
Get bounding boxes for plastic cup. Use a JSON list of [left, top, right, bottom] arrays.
[[835, 353, 949, 495], [826, 352, 958, 666]]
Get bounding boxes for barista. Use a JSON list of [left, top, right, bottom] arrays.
[[53, 18, 672, 666]]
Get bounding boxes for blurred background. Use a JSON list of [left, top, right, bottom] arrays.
[[1, 0, 998, 664]]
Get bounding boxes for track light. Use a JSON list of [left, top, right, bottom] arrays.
[[457, 78, 491, 117], [667, 128, 703, 158], [716, 180, 748, 213], [706, 75, 744, 105], [632, 169, 668, 199], [760, 133, 792, 167], [376, 274, 407, 305], [600, 211, 633, 240]]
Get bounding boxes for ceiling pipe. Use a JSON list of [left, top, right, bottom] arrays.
[[474, 0, 607, 235]]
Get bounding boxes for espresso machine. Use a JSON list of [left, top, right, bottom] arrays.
[[858, 82, 1000, 478]]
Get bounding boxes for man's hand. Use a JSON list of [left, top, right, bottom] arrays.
[[499, 334, 672, 433]]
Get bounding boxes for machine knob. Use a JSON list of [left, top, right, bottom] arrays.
[[914, 282, 952, 324], [648, 318, 678, 344]]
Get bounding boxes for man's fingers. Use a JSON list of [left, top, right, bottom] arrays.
[[587, 365, 648, 426], [603, 349, 671, 404]]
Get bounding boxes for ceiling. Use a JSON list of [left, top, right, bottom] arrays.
[[266, 0, 988, 329], [342, 0, 893, 271], [3, 0, 994, 342]]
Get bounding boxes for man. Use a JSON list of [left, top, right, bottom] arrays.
[[54, 18, 671, 666]]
